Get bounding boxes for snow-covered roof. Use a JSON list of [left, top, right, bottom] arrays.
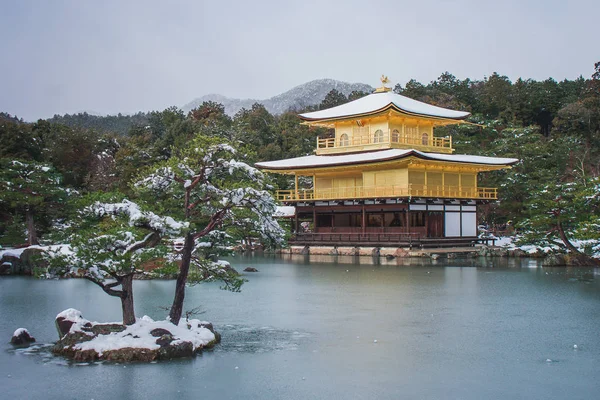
[[299, 91, 471, 122], [256, 149, 518, 171], [274, 206, 295, 218]]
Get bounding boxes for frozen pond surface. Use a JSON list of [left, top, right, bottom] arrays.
[[1, 255, 599, 400]]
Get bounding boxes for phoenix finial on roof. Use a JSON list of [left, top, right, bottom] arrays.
[[374, 75, 392, 93]]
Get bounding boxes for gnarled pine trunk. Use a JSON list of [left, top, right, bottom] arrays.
[[556, 220, 600, 266], [120, 275, 136, 325], [169, 232, 194, 325]]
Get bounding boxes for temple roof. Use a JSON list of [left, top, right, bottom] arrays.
[[299, 91, 471, 122], [256, 149, 518, 171]]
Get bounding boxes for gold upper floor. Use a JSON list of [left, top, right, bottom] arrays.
[[277, 161, 500, 202], [313, 114, 457, 155]]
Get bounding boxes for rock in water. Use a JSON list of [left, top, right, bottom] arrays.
[[11, 328, 35, 346], [243, 267, 259, 272]]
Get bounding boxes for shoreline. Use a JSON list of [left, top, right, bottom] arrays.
[[1, 242, 596, 276]]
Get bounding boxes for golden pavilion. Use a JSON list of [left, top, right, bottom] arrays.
[[256, 78, 518, 247]]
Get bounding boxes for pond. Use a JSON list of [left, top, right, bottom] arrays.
[[1, 255, 599, 400]]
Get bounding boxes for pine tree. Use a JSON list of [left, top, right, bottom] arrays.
[[0, 159, 66, 245]]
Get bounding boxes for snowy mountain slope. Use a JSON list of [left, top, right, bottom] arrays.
[[182, 79, 373, 116]]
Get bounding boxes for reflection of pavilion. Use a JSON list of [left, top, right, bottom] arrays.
[[257, 79, 518, 248]]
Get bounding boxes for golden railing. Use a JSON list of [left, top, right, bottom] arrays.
[[316, 130, 452, 153], [276, 185, 497, 201]]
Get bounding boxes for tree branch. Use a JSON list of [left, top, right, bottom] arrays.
[[84, 276, 124, 298], [193, 207, 230, 240], [187, 195, 213, 211], [124, 232, 161, 254]]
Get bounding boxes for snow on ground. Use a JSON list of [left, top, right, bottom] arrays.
[[58, 309, 215, 355], [492, 236, 555, 253], [0, 244, 72, 259], [492, 236, 600, 256]]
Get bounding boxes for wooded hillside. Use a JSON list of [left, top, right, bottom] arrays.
[[2, 63, 599, 258]]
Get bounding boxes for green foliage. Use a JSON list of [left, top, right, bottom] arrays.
[[44, 197, 182, 279], [0, 159, 68, 244], [0, 159, 65, 209], [518, 176, 600, 254], [319, 89, 347, 110], [0, 214, 26, 246], [0, 118, 43, 161], [47, 111, 150, 136]]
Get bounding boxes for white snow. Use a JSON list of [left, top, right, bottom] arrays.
[[256, 148, 519, 170], [491, 236, 599, 256], [0, 244, 72, 260], [64, 313, 216, 355], [274, 206, 295, 218], [56, 308, 94, 337], [13, 328, 29, 337], [87, 200, 188, 235], [299, 91, 471, 121]]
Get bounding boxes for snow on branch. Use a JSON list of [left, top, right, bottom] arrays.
[[86, 199, 188, 235]]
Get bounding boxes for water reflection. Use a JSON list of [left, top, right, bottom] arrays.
[[276, 252, 547, 269], [1, 256, 600, 400]]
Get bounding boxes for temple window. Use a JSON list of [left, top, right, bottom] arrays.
[[339, 133, 349, 146], [316, 214, 333, 227], [410, 212, 426, 227], [391, 129, 400, 143], [373, 129, 384, 143], [421, 133, 429, 145]]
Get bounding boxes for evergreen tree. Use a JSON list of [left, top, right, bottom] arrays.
[[0, 159, 66, 245], [135, 135, 284, 325], [319, 89, 347, 110], [45, 195, 186, 325]]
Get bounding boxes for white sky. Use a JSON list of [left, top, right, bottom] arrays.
[[1, 0, 597, 121]]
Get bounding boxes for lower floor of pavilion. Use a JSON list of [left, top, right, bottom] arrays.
[[282, 198, 489, 248]]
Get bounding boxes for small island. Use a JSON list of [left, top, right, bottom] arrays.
[[52, 309, 220, 362]]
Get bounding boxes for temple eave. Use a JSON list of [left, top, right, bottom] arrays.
[[300, 105, 470, 127]]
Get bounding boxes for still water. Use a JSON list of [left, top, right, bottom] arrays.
[[1, 255, 599, 400]]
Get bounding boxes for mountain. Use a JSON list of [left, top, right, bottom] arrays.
[[182, 79, 374, 116]]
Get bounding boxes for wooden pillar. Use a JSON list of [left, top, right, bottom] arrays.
[[294, 174, 299, 200], [361, 205, 366, 234], [401, 120, 405, 143], [313, 207, 317, 233], [294, 208, 299, 234]]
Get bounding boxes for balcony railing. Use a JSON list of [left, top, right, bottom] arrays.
[[276, 185, 497, 201], [316, 129, 453, 154]]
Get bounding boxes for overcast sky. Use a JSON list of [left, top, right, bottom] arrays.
[[1, 0, 598, 121]]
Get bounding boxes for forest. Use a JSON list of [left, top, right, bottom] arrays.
[[1, 62, 599, 261]]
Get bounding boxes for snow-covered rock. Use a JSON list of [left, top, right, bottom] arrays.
[[11, 328, 36, 346], [0, 245, 71, 275], [52, 310, 220, 362]]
